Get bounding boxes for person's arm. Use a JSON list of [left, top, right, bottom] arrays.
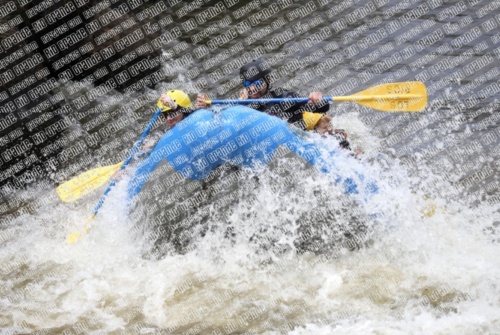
[[196, 93, 208, 109], [284, 91, 308, 124], [279, 90, 330, 112], [307, 92, 330, 113], [278, 90, 329, 124]]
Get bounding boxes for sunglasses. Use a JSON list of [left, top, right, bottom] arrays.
[[163, 109, 181, 118], [243, 79, 265, 88]]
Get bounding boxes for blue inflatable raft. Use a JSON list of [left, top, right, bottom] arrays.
[[127, 106, 377, 254]]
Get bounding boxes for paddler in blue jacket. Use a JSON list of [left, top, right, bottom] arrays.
[[196, 58, 351, 149]]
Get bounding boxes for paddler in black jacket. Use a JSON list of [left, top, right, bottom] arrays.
[[197, 58, 351, 149]]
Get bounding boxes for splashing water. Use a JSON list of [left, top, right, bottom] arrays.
[[2, 119, 500, 335]]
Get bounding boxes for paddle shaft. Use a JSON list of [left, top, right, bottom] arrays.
[[208, 98, 332, 104], [64, 82, 426, 205], [208, 94, 422, 105], [91, 107, 163, 217]]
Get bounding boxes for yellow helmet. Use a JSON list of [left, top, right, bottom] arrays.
[[157, 90, 192, 112], [302, 112, 323, 131]]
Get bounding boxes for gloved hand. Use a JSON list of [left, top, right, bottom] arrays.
[[159, 93, 177, 111], [239, 88, 249, 100], [196, 93, 209, 108], [308, 92, 323, 104]]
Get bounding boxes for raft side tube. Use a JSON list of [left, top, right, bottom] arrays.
[[128, 106, 377, 200]]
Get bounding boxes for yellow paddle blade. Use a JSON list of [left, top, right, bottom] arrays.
[[334, 81, 427, 112], [56, 162, 123, 203]]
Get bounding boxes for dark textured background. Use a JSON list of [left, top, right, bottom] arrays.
[[1, 0, 500, 333]]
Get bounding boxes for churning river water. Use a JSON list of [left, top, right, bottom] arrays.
[[1, 0, 500, 334]]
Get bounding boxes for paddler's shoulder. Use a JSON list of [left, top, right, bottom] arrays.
[[269, 87, 300, 98]]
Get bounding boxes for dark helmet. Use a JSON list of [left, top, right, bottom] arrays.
[[239, 58, 271, 82]]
